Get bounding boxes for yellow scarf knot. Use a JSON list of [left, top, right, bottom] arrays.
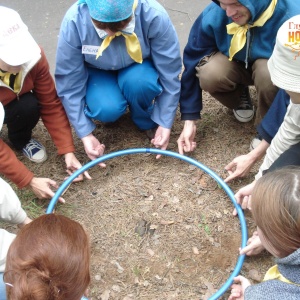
[[264, 264, 300, 286], [226, 0, 277, 61], [95, 0, 142, 64], [96, 31, 142, 63], [0, 70, 22, 93]]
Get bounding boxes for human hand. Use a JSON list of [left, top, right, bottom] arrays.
[[225, 140, 269, 183], [228, 276, 251, 300], [233, 180, 256, 216], [28, 177, 65, 203], [177, 120, 197, 155], [239, 231, 265, 256], [64, 152, 92, 182], [18, 216, 32, 228], [81, 133, 106, 167], [150, 126, 171, 159], [224, 154, 256, 183]]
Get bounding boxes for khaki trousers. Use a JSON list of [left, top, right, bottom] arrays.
[[196, 52, 278, 125]]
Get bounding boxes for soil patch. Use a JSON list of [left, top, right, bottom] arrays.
[[1, 90, 273, 299]]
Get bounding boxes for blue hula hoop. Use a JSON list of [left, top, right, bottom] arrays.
[[47, 148, 247, 300]]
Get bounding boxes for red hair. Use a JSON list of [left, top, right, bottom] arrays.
[[4, 214, 90, 300], [252, 167, 300, 257]]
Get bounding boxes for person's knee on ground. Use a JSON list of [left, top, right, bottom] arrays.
[[85, 68, 128, 123], [118, 60, 162, 130], [252, 58, 279, 125], [196, 52, 252, 110]]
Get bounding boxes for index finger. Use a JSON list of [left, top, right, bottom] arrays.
[[224, 160, 235, 171], [177, 141, 184, 155], [224, 172, 237, 183]]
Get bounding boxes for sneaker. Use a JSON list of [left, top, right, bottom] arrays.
[[233, 86, 255, 122], [22, 139, 47, 163], [249, 135, 262, 151], [145, 127, 157, 140]]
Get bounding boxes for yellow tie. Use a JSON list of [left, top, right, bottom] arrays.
[[226, 0, 277, 61], [263, 264, 300, 286], [96, 0, 142, 64], [0, 70, 22, 93]]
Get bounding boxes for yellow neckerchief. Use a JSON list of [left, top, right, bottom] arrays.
[[263, 264, 300, 287], [226, 0, 277, 61], [0, 70, 22, 93], [96, 0, 142, 63]]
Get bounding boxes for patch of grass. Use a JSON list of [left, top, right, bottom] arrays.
[[198, 214, 211, 235], [15, 188, 45, 219], [132, 265, 141, 277]]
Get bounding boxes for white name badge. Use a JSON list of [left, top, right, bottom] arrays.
[[82, 45, 99, 55]]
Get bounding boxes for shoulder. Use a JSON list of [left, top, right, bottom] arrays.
[[61, 2, 90, 27], [137, 0, 171, 22]]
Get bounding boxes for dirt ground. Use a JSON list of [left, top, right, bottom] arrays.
[[1, 89, 274, 299]]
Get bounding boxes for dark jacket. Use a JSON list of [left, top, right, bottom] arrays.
[[180, 0, 300, 120]]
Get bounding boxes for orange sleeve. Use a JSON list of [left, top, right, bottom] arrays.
[[0, 139, 34, 188], [30, 48, 75, 155]]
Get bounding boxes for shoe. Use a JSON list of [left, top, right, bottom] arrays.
[[145, 127, 157, 140], [233, 87, 255, 122], [22, 139, 47, 163], [249, 135, 262, 151]]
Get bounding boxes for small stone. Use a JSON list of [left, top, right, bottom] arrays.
[[95, 274, 101, 281]]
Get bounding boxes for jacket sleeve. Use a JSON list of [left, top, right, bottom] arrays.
[[179, 11, 218, 121], [0, 139, 34, 188], [148, 12, 182, 129], [257, 89, 290, 144], [0, 178, 27, 224], [0, 229, 15, 272], [55, 17, 96, 139], [32, 49, 76, 155], [256, 102, 300, 179], [0, 177, 27, 272]]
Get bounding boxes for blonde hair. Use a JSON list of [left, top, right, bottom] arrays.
[[251, 167, 300, 257], [4, 214, 90, 300]]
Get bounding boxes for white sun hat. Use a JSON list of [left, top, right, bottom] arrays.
[[0, 6, 41, 66], [267, 15, 300, 93]]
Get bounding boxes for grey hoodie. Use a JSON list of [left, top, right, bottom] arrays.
[[245, 248, 300, 299]]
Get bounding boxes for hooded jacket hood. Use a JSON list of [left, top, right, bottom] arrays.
[[212, 0, 273, 24]]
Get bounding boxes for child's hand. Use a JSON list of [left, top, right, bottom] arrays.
[[228, 276, 251, 300], [18, 216, 32, 228], [239, 231, 265, 256]]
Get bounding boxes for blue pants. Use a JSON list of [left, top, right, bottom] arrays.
[[0, 273, 6, 300], [84, 60, 162, 131]]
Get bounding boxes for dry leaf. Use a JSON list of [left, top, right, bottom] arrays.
[[160, 220, 174, 225], [147, 248, 155, 256], [248, 269, 262, 282], [100, 289, 110, 300], [192, 246, 199, 255]]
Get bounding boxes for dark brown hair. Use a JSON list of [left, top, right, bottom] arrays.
[[91, 15, 132, 32], [251, 167, 300, 258], [4, 214, 90, 300]]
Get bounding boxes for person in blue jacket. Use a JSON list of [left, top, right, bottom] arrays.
[[177, 0, 300, 156], [55, 0, 181, 163]]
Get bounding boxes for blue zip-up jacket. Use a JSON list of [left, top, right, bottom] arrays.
[[55, 0, 181, 138], [180, 0, 300, 121]]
